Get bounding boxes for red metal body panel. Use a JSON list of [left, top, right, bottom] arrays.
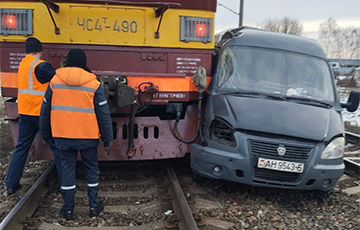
[[1, 88, 17, 98], [6, 100, 198, 160], [0, 43, 212, 75], [1, 43, 212, 103]]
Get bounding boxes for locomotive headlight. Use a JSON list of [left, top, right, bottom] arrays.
[[210, 119, 236, 147], [0, 9, 33, 35], [180, 16, 213, 43], [321, 137, 345, 159], [3, 15, 16, 29]]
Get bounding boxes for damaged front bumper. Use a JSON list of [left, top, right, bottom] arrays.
[[190, 133, 344, 191]]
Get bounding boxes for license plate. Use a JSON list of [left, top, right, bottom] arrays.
[[257, 158, 304, 173], [70, 6, 145, 45]]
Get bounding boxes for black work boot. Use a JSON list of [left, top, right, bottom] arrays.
[[89, 202, 104, 217], [7, 184, 22, 195], [62, 210, 74, 220]]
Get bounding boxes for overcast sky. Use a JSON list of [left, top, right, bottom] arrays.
[[215, 0, 360, 39]]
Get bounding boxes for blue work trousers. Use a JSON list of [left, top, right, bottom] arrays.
[[6, 115, 62, 189], [61, 147, 99, 212]]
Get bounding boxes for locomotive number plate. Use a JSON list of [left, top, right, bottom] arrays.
[[257, 158, 304, 173], [69, 6, 145, 45]]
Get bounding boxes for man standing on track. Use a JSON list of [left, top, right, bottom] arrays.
[[40, 48, 113, 220], [5, 37, 62, 195]]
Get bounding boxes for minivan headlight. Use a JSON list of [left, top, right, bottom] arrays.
[[321, 137, 345, 159], [210, 119, 236, 147]]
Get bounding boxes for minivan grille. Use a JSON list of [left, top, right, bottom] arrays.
[[249, 140, 313, 160]]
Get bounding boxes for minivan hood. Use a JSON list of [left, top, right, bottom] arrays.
[[213, 95, 342, 141]]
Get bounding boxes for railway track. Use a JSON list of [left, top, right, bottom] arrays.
[[0, 160, 233, 230], [0, 163, 55, 230], [343, 131, 360, 179], [0, 132, 359, 230], [345, 131, 360, 146], [337, 131, 360, 195]]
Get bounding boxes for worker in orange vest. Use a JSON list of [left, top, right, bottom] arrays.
[[40, 49, 113, 220], [5, 37, 62, 195]]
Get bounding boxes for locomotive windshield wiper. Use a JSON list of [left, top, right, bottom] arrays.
[[286, 96, 333, 108], [222, 91, 286, 101]]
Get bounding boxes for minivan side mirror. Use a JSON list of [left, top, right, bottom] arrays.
[[341, 90, 360, 112]]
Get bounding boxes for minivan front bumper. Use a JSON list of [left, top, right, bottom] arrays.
[[190, 134, 344, 190]]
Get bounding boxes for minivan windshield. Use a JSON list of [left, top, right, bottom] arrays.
[[217, 46, 335, 103]]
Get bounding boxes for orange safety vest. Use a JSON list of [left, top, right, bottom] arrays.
[[50, 67, 100, 139], [17, 54, 47, 116]]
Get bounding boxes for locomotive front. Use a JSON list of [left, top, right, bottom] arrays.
[[0, 0, 216, 160]]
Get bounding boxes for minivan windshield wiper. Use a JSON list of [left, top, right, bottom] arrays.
[[286, 96, 333, 108], [221, 91, 286, 101]]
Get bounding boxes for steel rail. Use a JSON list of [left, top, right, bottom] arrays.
[[166, 163, 199, 230], [344, 158, 360, 179], [344, 131, 360, 179], [345, 131, 360, 145], [0, 163, 55, 230]]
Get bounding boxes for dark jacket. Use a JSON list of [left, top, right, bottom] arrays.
[[40, 71, 113, 151], [35, 62, 56, 84]]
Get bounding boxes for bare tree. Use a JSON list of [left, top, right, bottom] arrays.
[[345, 27, 360, 59], [318, 17, 360, 59], [319, 18, 340, 58], [257, 17, 303, 35]]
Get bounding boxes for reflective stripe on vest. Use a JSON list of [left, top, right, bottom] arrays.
[[51, 105, 95, 113], [18, 89, 45, 95], [18, 59, 45, 96], [51, 84, 95, 93]]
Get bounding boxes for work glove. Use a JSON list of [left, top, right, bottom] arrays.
[[104, 142, 112, 153]]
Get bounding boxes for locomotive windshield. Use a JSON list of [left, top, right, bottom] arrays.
[[216, 46, 335, 104]]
